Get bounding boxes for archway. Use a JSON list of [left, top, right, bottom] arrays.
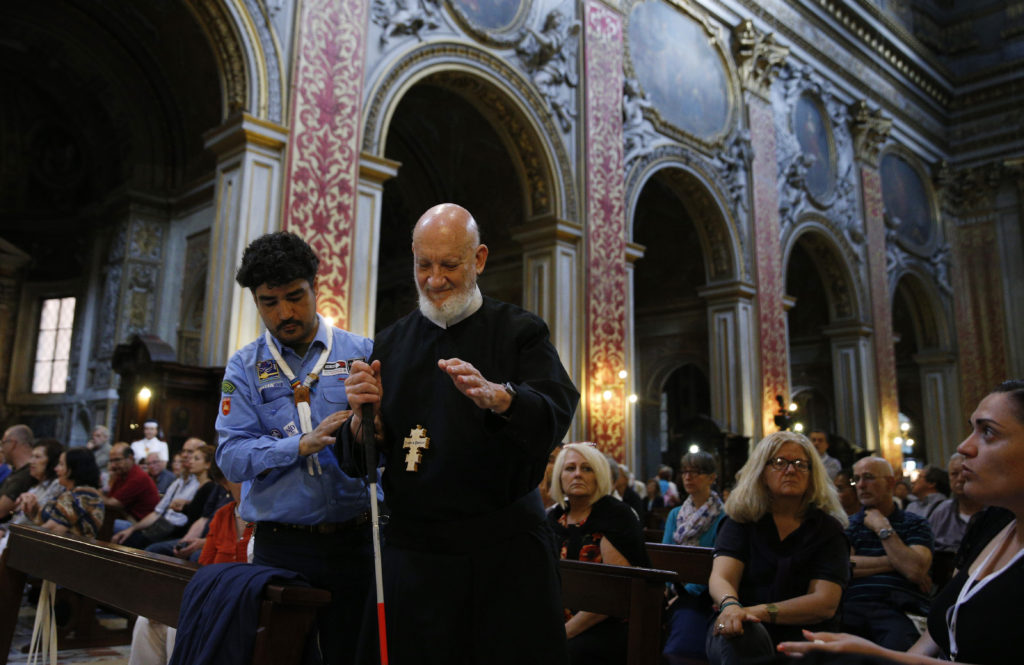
[[0, 1, 223, 442], [376, 79, 528, 331]]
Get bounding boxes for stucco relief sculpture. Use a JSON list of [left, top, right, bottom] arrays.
[[733, 18, 788, 100], [710, 129, 753, 216], [622, 77, 661, 163], [515, 9, 580, 132], [372, 0, 442, 45]]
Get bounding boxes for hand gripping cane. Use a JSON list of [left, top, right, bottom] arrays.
[[363, 403, 389, 664]]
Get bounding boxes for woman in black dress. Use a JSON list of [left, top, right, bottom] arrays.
[[547, 442, 649, 665]]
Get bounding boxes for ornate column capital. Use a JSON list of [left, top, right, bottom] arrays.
[[849, 100, 892, 168], [733, 19, 789, 101]]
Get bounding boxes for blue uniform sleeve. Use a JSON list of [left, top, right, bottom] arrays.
[[216, 349, 302, 483]]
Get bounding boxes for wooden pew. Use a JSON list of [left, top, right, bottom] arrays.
[[559, 559, 676, 665], [0, 524, 330, 665], [645, 544, 714, 586]]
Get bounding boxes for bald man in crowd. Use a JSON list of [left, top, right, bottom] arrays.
[[843, 456, 934, 651], [344, 203, 579, 664], [0, 425, 37, 522]]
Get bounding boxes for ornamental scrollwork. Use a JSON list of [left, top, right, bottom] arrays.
[[733, 19, 788, 101]]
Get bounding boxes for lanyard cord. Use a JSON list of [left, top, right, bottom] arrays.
[[947, 520, 1023, 660], [264, 328, 333, 476]]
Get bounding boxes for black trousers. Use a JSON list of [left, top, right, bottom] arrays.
[[381, 523, 567, 665], [254, 523, 378, 665]]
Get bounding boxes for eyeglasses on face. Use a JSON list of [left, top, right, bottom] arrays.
[[766, 456, 810, 473], [680, 468, 709, 476]]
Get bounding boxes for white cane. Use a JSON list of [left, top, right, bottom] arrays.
[[362, 403, 389, 664]]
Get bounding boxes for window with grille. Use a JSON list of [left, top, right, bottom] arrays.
[[32, 297, 76, 394]]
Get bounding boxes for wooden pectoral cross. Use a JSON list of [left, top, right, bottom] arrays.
[[403, 425, 430, 472]]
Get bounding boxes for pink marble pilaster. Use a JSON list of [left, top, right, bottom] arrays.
[[860, 166, 901, 465], [281, 0, 369, 329], [583, 1, 626, 460], [747, 99, 789, 436]]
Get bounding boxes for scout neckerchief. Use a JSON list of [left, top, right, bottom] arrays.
[[264, 327, 333, 476]]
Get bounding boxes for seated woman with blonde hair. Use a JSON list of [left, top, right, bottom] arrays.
[[547, 442, 649, 665], [706, 431, 849, 664]]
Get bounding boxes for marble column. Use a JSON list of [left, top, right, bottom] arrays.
[[824, 322, 878, 452], [280, 0, 370, 330], [698, 281, 759, 437], [583, 1, 627, 459], [348, 153, 400, 338], [850, 100, 899, 464], [512, 217, 584, 441], [200, 113, 289, 366], [734, 20, 789, 439]]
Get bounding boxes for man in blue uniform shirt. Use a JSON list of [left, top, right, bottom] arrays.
[[216, 231, 377, 665]]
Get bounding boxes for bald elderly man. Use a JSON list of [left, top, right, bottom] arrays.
[[843, 455, 934, 651], [344, 203, 579, 664]]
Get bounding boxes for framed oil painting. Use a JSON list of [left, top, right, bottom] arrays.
[[793, 94, 836, 201], [880, 152, 937, 255]]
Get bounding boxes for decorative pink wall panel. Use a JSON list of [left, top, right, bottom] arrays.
[[281, 0, 369, 329], [953, 222, 1008, 423], [583, 2, 626, 460], [861, 166, 900, 464], [748, 100, 789, 436]]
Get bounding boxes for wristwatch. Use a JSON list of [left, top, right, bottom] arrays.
[[877, 527, 894, 540], [766, 603, 779, 624], [491, 382, 518, 419]]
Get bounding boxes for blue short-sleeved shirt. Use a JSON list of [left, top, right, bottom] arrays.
[[845, 506, 934, 602], [216, 315, 378, 524]]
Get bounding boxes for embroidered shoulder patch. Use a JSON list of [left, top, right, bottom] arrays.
[[221, 380, 237, 394], [256, 359, 279, 381]]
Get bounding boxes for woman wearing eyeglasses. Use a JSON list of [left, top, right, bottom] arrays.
[[662, 450, 726, 660], [705, 431, 849, 665]]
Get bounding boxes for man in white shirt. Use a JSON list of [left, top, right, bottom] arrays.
[[131, 420, 169, 463]]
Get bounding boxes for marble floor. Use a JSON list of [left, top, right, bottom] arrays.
[[5, 599, 130, 665]]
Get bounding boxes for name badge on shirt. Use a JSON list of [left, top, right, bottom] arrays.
[[283, 421, 300, 437], [322, 361, 347, 377]]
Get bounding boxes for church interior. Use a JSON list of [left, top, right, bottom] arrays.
[[2, 0, 1022, 482]]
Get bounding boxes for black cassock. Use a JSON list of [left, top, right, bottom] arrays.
[[347, 296, 578, 665]]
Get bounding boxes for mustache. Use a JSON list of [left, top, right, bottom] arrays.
[[277, 319, 302, 332]]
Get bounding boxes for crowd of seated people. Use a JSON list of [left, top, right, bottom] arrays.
[[5, 377, 1022, 665]]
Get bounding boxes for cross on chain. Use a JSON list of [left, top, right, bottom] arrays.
[[403, 425, 431, 472]]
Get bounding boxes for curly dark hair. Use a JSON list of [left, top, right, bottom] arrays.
[[235, 231, 319, 290], [33, 438, 65, 480]]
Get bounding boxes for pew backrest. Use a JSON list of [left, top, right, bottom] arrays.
[[645, 543, 714, 586]]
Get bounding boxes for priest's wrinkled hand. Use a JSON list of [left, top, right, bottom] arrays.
[[298, 409, 352, 457], [438, 357, 512, 414]]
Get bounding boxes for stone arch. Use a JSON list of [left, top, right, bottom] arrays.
[[183, 0, 285, 123], [890, 266, 953, 352], [784, 219, 865, 322], [362, 41, 576, 222], [625, 151, 744, 285]]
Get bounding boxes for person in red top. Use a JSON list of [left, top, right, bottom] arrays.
[[129, 463, 252, 664], [104, 442, 159, 527]]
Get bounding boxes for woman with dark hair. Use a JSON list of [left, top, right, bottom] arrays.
[[706, 431, 849, 664], [38, 448, 105, 537], [780, 380, 1024, 664], [662, 449, 727, 660], [9, 438, 65, 527]]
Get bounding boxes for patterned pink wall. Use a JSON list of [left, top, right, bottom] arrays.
[[748, 100, 789, 436], [861, 166, 901, 466], [953, 222, 1008, 423], [281, 0, 369, 330], [583, 1, 627, 460]]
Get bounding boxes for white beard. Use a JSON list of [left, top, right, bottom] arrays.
[[418, 282, 481, 327]]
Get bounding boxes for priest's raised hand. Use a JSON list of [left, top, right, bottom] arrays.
[[437, 357, 513, 414]]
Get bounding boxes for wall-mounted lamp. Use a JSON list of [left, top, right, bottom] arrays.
[[773, 395, 793, 430]]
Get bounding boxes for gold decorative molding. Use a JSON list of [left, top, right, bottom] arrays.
[[184, 0, 248, 118], [850, 100, 893, 168], [733, 19, 788, 102]]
